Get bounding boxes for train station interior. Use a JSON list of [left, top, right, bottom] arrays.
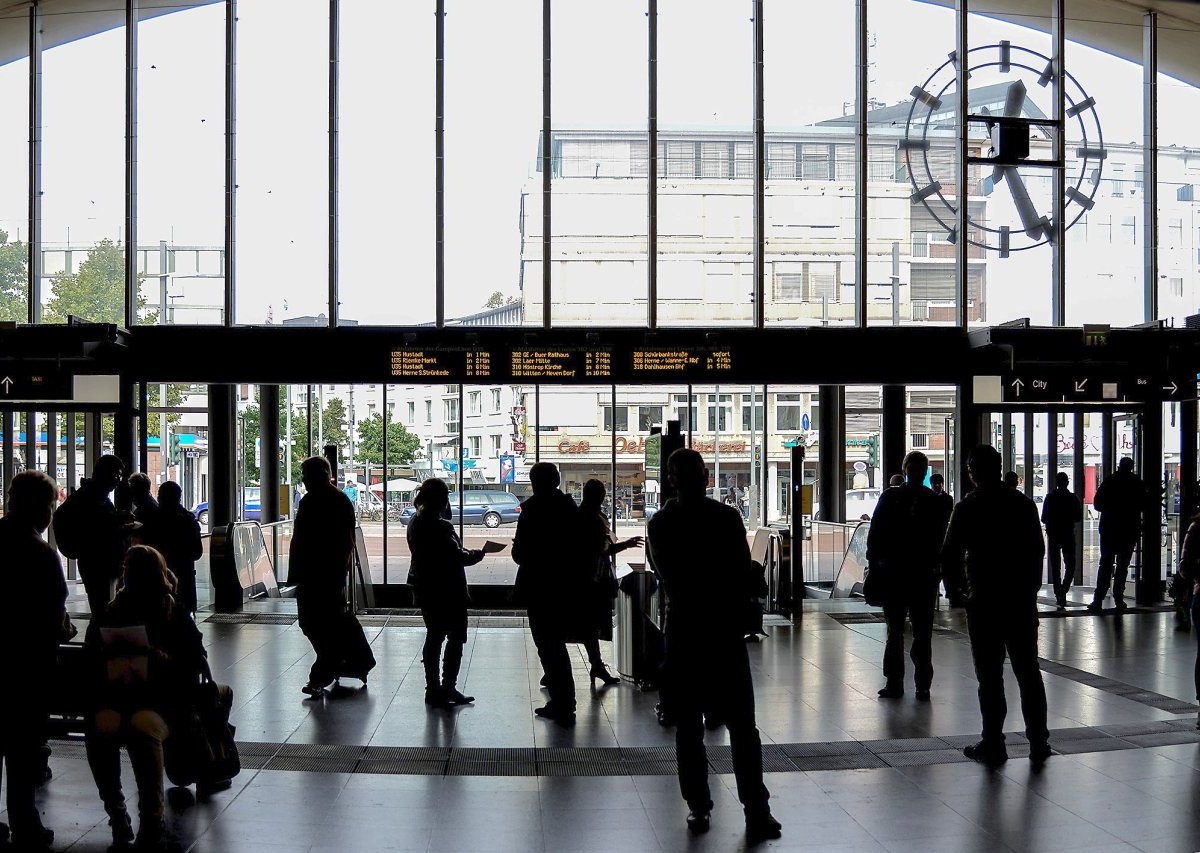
[[3, 0, 1200, 850]]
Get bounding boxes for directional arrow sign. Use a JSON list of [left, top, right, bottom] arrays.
[[0, 376, 11, 394], [1163, 381, 1179, 395], [1074, 379, 1088, 393], [1010, 378, 1025, 397]]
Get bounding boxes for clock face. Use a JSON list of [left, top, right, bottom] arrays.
[[902, 41, 1105, 256]]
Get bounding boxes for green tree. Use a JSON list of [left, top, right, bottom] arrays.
[[356, 412, 421, 466], [483, 290, 518, 309], [43, 239, 149, 325], [0, 230, 27, 322], [320, 397, 349, 453]]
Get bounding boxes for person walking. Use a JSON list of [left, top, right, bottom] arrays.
[[86, 545, 209, 851], [575, 479, 642, 687], [647, 449, 781, 841], [54, 454, 133, 617], [512, 462, 579, 725], [867, 451, 951, 700], [1178, 512, 1200, 728], [942, 444, 1051, 766], [0, 471, 68, 851], [406, 478, 504, 708], [930, 472, 954, 515], [1088, 457, 1143, 612], [1042, 472, 1084, 610], [143, 482, 204, 616], [290, 456, 359, 697], [127, 473, 160, 526]]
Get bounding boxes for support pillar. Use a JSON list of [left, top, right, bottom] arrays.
[[261, 386, 280, 526], [881, 384, 906, 481], [1046, 413, 1058, 498], [114, 377, 137, 482], [1023, 411, 1035, 498], [208, 384, 236, 528], [24, 411, 36, 471], [955, 382, 984, 496], [1101, 413, 1115, 481], [1073, 411, 1086, 587], [1138, 403, 1163, 605], [1180, 401, 1197, 542], [818, 385, 844, 522], [1, 411, 13, 511], [1001, 412, 1014, 474]]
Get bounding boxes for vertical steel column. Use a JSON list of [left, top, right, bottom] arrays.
[[1137, 403, 1163, 605], [534, 385, 540, 462], [456, 384, 464, 541], [261, 386, 280, 525], [1143, 12, 1158, 324], [955, 384, 982, 496], [954, 0, 969, 329], [647, 0, 658, 329], [46, 411, 57, 483], [1001, 412, 1013, 473], [381, 384, 387, 584], [24, 412, 36, 471], [1046, 411, 1058, 496], [435, 0, 445, 328], [1101, 412, 1114, 478], [125, 0, 139, 329], [855, 0, 868, 328], [1051, 0, 1066, 325], [27, 2, 42, 323], [208, 385, 236, 528], [610, 384, 617, 535], [1179, 401, 1197, 544], [1023, 411, 1035, 498], [541, 0, 552, 329], [818, 385, 844, 523], [328, 0, 339, 327], [115, 378, 137, 481], [66, 413, 77, 491], [1, 412, 12, 511], [686, 384, 693, 447], [224, 0, 236, 326], [880, 385, 906, 481], [138, 383, 149, 473], [752, 0, 765, 329], [1073, 411, 1085, 586], [84, 414, 100, 477]]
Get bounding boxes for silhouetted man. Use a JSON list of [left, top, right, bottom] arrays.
[[930, 472, 953, 515], [1089, 457, 1143, 612], [127, 472, 160, 525], [512, 462, 579, 725], [54, 455, 131, 617], [290, 456, 357, 696], [942, 444, 1050, 765], [647, 449, 781, 841], [0, 471, 68, 850], [1004, 471, 1020, 491], [867, 451, 951, 700], [1042, 472, 1083, 610], [144, 481, 204, 616]]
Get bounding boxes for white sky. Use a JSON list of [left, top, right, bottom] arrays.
[[0, 0, 1195, 325]]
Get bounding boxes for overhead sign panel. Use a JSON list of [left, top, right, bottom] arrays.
[[1000, 371, 1193, 403]]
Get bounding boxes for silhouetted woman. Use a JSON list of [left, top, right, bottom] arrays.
[[576, 479, 643, 686], [407, 479, 504, 708], [1180, 511, 1200, 728], [86, 545, 208, 851]]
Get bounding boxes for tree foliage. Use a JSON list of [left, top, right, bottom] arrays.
[[43, 239, 150, 325], [483, 290, 518, 309], [356, 412, 421, 467], [0, 230, 27, 323]]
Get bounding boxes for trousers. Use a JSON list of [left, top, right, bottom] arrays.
[[528, 602, 574, 711], [421, 607, 467, 690], [1046, 531, 1077, 600], [1094, 545, 1134, 604], [881, 581, 937, 692], [87, 708, 169, 826], [965, 606, 1049, 746], [0, 711, 48, 836], [297, 590, 344, 688]]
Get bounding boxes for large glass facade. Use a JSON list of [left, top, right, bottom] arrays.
[[0, 2, 1193, 331]]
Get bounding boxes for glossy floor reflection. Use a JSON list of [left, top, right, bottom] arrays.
[[19, 599, 1200, 852]]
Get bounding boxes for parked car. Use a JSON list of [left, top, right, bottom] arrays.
[[194, 487, 261, 526], [397, 490, 522, 528]]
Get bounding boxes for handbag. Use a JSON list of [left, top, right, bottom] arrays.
[[862, 562, 890, 607], [165, 673, 240, 788]]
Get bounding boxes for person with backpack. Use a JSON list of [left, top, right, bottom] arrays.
[[142, 482, 204, 617], [54, 455, 135, 617], [866, 451, 951, 700], [86, 546, 208, 851]]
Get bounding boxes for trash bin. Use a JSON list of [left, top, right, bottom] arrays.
[[614, 564, 662, 686]]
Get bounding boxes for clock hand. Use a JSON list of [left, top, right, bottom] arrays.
[[996, 165, 1048, 241], [992, 80, 1029, 183]]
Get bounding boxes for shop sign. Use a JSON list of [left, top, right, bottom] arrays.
[[513, 440, 527, 454]]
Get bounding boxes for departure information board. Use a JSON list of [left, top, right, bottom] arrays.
[[630, 348, 734, 377], [510, 349, 613, 380]]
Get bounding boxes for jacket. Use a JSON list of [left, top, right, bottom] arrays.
[[289, 486, 357, 593], [142, 505, 204, 579], [511, 490, 578, 604], [1094, 470, 1143, 548], [405, 512, 483, 610], [0, 517, 69, 684], [865, 483, 951, 583], [1041, 487, 1083, 535]]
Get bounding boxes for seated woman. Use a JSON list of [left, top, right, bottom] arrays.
[[86, 545, 208, 851]]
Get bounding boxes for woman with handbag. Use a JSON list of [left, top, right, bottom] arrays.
[[85, 545, 208, 851], [576, 479, 643, 686], [406, 479, 505, 708]]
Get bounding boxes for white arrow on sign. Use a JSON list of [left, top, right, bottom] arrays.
[[1074, 379, 1088, 393], [0, 376, 12, 394], [1163, 381, 1178, 395], [1010, 378, 1025, 397]]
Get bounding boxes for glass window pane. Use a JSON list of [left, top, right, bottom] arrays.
[[445, 0, 539, 326], [0, 6, 28, 323], [551, 0, 647, 326], [657, 0, 752, 326], [340, 1, 434, 326], [235, 0, 328, 325], [137, 2, 226, 325], [1157, 71, 1200, 325], [42, 8, 125, 325]]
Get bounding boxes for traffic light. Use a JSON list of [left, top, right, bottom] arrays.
[[867, 435, 879, 467], [168, 434, 182, 465]]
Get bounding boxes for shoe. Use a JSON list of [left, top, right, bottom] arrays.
[[1029, 741, 1053, 763], [590, 663, 621, 687], [1114, 600, 1129, 612], [197, 777, 233, 797], [108, 810, 135, 850], [11, 825, 54, 850], [877, 685, 904, 699], [915, 689, 931, 701], [1086, 600, 1103, 613], [534, 704, 576, 726], [442, 687, 475, 706], [963, 740, 1008, 765], [745, 811, 782, 841], [301, 681, 327, 698], [1056, 604, 1066, 612], [134, 818, 168, 851], [425, 686, 447, 707], [686, 810, 711, 834]]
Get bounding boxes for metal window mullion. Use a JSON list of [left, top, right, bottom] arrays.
[[224, 0, 236, 327], [541, 0, 551, 329], [1051, 0, 1066, 326], [954, 0, 969, 329], [752, 0, 764, 329], [125, 0, 139, 330], [611, 383, 617, 535], [855, 0, 867, 328], [382, 384, 388, 584], [28, 1, 42, 324], [647, 0, 658, 329], [1143, 11, 1158, 324], [328, 0, 339, 328], [435, 0, 445, 328]]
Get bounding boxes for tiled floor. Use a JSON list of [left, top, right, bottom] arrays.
[[19, 595, 1200, 852]]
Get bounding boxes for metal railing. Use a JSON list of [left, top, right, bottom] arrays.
[[801, 520, 864, 587]]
